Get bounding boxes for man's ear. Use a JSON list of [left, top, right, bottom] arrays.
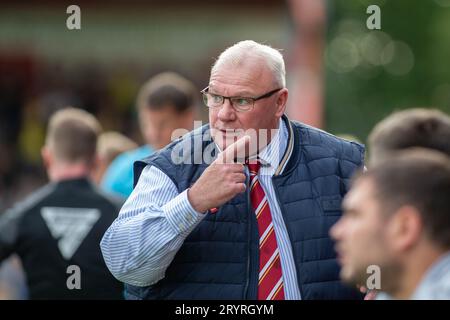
[[275, 88, 288, 117], [389, 205, 423, 252]]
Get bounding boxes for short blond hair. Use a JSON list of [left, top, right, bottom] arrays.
[[46, 108, 102, 164]]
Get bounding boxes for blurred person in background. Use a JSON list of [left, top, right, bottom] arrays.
[[101, 72, 198, 198], [368, 108, 450, 166], [92, 131, 138, 185], [353, 107, 450, 299], [331, 149, 450, 299], [360, 107, 450, 299], [0, 108, 123, 299]]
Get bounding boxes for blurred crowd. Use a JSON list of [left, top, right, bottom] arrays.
[[0, 71, 200, 299]]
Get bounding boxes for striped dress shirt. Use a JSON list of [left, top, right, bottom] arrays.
[[100, 118, 302, 299]]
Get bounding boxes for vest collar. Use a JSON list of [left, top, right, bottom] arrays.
[[274, 114, 297, 176]]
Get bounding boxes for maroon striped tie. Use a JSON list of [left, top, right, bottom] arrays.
[[248, 161, 285, 300]]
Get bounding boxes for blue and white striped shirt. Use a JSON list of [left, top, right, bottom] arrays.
[[101, 118, 302, 299]]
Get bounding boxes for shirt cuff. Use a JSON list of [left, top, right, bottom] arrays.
[[163, 189, 207, 236]]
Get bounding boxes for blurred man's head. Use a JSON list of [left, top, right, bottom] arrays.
[[205, 40, 288, 151], [93, 131, 138, 184], [369, 108, 450, 166], [42, 107, 102, 181], [137, 72, 197, 150], [330, 149, 450, 298]]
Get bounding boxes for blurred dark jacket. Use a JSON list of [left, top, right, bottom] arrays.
[[0, 178, 124, 299]]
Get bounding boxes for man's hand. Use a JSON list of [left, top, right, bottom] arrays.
[[188, 135, 251, 213]]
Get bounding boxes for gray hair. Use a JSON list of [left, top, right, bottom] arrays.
[[211, 40, 286, 88]]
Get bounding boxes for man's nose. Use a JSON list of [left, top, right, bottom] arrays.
[[217, 98, 237, 122]]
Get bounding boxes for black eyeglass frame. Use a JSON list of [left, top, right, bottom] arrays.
[[200, 86, 283, 111]]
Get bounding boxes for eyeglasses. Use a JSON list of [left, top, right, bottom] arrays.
[[201, 86, 283, 112]]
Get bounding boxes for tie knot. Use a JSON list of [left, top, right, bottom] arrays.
[[246, 160, 261, 175]]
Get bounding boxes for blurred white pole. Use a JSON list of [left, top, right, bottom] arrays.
[[286, 0, 326, 129]]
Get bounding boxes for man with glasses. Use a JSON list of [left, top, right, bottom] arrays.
[[101, 40, 365, 300]]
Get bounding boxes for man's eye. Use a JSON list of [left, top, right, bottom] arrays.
[[234, 98, 252, 106]]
